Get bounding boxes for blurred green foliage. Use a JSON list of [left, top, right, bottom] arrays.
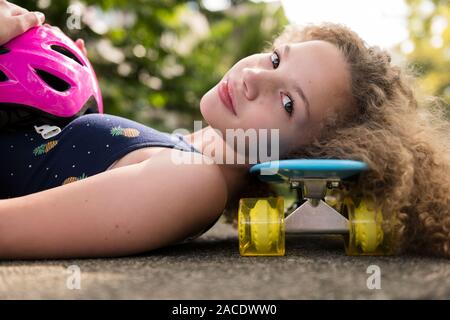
[[403, 0, 450, 108], [12, 0, 288, 131], [10, 0, 448, 129]]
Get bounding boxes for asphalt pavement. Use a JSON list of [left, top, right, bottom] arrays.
[[0, 220, 449, 299]]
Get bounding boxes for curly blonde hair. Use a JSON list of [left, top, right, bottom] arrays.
[[223, 22, 450, 258]]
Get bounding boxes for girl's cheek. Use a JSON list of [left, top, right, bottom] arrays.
[[248, 114, 277, 131]]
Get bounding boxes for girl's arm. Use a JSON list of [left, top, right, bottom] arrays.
[[0, 149, 228, 259], [0, 0, 45, 45]]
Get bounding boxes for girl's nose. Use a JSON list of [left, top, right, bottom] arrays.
[[242, 67, 267, 101]]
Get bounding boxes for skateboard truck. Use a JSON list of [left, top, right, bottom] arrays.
[[285, 179, 348, 234], [238, 159, 394, 257]]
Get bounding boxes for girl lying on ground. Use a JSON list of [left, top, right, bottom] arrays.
[[0, 0, 449, 259]]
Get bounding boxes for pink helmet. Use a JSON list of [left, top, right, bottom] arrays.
[[0, 25, 103, 131]]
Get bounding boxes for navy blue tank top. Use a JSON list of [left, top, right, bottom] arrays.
[[1, 114, 220, 242], [1, 113, 201, 199]]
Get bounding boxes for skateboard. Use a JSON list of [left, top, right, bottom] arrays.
[[238, 159, 395, 256]]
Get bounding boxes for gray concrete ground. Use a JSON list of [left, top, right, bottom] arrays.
[[0, 221, 449, 299]]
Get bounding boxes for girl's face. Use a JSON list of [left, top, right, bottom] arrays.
[[200, 40, 353, 156]]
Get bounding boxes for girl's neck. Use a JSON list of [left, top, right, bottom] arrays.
[[182, 125, 252, 200]]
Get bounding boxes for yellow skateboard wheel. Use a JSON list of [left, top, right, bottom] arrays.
[[238, 197, 285, 256], [344, 197, 392, 255]]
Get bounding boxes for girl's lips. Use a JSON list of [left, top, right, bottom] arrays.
[[218, 79, 236, 115]]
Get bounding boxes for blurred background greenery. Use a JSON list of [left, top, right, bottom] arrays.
[[401, 0, 449, 115], [11, 0, 449, 132]]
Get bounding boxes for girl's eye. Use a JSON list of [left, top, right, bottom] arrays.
[[282, 94, 294, 116], [270, 51, 280, 69], [271, 50, 294, 117]]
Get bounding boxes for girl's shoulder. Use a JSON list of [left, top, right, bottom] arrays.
[[61, 113, 200, 154], [63, 113, 162, 138], [66, 113, 138, 128]]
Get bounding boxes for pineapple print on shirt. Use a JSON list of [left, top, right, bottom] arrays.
[[110, 126, 140, 138], [33, 140, 58, 156], [62, 173, 88, 185], [1, 113, 201, 200]]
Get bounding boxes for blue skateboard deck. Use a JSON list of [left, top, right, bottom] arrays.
[[250, 159, 368, 182]]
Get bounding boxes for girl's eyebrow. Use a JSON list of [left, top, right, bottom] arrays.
[[282, 45, 311, 120]]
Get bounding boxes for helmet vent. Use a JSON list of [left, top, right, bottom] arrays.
[[35, 69, 71, 92], [0, 46, 10, 55], [0, 70, 8, 82], [51, 45, 84, 66]]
